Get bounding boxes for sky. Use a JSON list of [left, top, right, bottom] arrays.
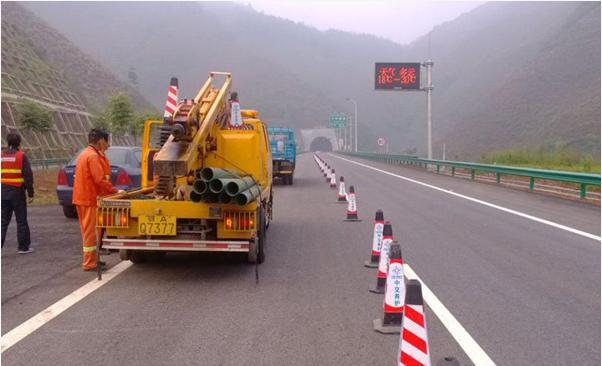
[[243, 1, 483, 45]]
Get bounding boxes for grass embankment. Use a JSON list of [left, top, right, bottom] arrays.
[[480, 148, 600, 173], [31, 168, 59, 205]]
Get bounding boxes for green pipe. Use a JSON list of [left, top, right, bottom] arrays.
[[233, 185, 262, 206], [193, 179, 208, 195], [190, 190, 203, 202], [225, 176, 256, 196], [199, 167, 239, 182]]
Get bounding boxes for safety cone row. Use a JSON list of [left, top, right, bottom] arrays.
[[369, 221, 393, 293], [337, 176, 347, 203], [329, 169, 337, 188], [398, 280, 432, 366], [364, 210, 384, 267], [373, 240, 405, 334], [344, 185, 361, 222]]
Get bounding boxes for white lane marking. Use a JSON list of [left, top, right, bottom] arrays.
[[331, 154, 601, 242], [404, 264, 496, 365], [1, 261, 133, 353]]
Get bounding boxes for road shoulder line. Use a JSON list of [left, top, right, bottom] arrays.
[[331, 154, 600, 242], [1, 261, 132, 353], [404, 264, 496, 365]]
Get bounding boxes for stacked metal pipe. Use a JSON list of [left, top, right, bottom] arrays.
[[190, 168, 261, 206]]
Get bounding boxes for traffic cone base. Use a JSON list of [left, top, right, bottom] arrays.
[[369, 277, 386, 293], [373, 318, 401, 334], [364, 259, 378, 268]]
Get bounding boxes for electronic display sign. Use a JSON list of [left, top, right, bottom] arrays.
[[374, 63, 421, 90]]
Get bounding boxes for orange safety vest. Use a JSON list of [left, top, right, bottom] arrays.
[[1, 149, 25, 187]]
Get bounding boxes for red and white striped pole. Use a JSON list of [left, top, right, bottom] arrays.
[[337, 176, 347, 203], [374, 241, 404, 334], [163, 77, 179, 120], [370, 221, 393, 293], [330, 169, 337, 188], [344, 185, 361, 222], [398, 279, 431, 366], [364, 210, 384, 268]]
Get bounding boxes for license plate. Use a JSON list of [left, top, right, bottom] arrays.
[[138, 215, 176, 236]]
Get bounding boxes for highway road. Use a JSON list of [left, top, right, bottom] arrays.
[[2, 152, 600, 365]]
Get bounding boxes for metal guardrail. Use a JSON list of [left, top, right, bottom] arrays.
[[30, 158, 70, 169], [339, 151, 601, 199]]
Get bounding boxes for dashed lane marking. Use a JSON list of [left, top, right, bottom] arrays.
[[1, 261, 133, 353], [331, 154, 601, 242]]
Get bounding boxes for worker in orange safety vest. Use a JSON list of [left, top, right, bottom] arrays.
[[1, 133, 34, 253], [72, 129, 121, 271]]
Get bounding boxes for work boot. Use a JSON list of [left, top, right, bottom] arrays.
[[17, 248, 35, 254]]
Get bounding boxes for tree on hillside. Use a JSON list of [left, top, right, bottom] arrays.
[[133, 110, 162, 138], [16, 100, 53, 132], [105, 92, 135, 136]]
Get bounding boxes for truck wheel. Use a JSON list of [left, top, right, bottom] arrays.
[[129, 251, 147, 264], [287, 174, 294, 185], [248, 206, 266, 264], [62, 205, 78, 218], [119, 250, 130, 261]]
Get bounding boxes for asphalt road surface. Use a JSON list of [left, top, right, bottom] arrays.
[[2, 152, 600, 365]]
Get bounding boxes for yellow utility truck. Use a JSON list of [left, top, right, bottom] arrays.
[[96, 72, 272, 265]]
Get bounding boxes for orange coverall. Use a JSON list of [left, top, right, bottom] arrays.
[[72, 146, 117, 270]]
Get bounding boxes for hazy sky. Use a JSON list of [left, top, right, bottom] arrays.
[[243, 1, 483, 45]]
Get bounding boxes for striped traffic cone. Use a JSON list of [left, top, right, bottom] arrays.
[[337, 176, 347, 203], [330, 169, 337, 188], [373, 241, 404, 334], [364, 210, 384, 268], [344, 186, 361, 222], [370, 221, 393, 293], [324, 165, 330, 178], [398, 280, 431, 366]]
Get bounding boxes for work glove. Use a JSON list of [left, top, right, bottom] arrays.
[[117, 190, 126, 194], [28, 197, 34, 204]]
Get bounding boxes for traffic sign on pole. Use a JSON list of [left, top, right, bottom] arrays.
[[377, 137, 386, 147]]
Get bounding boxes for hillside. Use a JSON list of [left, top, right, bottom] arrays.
[[24, 1, 601, 158], [1, 2, 155, 158]]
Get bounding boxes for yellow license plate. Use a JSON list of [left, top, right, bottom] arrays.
[[138, 215, 176, 236]]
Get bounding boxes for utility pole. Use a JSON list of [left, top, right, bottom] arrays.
[[424, 59, 434, 160]]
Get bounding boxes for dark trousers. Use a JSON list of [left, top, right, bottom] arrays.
[[1, 191, 31, 251]]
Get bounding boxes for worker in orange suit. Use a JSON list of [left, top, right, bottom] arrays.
[[72, 129, 121, 271]]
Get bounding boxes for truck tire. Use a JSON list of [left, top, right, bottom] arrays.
[[248, 206, 266, 264], [62, 205, 78, 218], [288, 174, 294, 185], [129, 251, 147, 264]]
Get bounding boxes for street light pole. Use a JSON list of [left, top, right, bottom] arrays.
[[424, 59, 434, 160], [346, 98, 358, 152]]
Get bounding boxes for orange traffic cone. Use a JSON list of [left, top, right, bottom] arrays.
[[330, 169, 337, 188], [373, 241, 404, 334], [398, 279, 431, 366], [364, 210, 384, 268], [344, 185, 361, 222], [370, 221, 393, 293], [337, 176, 347, 203]]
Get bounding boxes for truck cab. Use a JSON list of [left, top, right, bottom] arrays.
[[268, 127, 296, 185]]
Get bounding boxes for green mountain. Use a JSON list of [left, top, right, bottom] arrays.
[[1, 2, 153, 158], [24, 1, 600, 158]]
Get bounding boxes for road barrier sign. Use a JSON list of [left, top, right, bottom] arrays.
[[364, 210, 384, 268], [370, 221, 393, 293], [344, 185, 361, 221], [374, 241, 404, 334]]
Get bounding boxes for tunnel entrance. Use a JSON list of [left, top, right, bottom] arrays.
[[310, 137, 333, 152]]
